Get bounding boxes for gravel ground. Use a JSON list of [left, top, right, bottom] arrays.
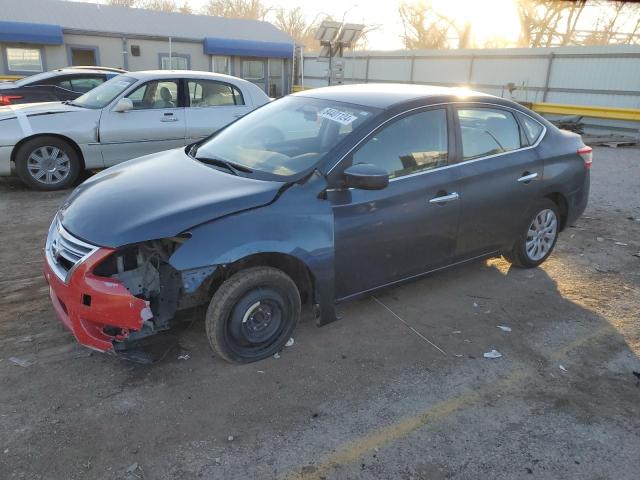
[[0, 146, 639, 480]]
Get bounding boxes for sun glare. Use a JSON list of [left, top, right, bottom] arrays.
[[432, 0, 521, 47]]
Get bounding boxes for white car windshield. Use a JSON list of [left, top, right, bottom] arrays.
[[72, 75, 137, 109], [194, 96, 380, 178]]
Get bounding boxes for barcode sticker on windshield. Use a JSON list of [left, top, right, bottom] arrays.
[[318, 107, 358, 126]]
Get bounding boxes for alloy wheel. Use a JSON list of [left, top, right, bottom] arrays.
[[525, 208, 558, 261]]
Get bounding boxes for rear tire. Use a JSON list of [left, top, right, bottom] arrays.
[[205, 267, 300, 364], [503, 198, 560, 268], [15, 136, 81, 191]]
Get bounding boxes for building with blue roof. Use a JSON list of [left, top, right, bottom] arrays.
[[0, 0, 295, 95]]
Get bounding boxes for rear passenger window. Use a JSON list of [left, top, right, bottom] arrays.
[[187, 80, 244, 107], [458, 108, 521, 160], [517, 112, 544, 145], [353, 109, 448, 179]]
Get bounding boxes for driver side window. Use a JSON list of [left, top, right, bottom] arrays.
[[352, 109, 448, 179], [126, 80, 179, 110]]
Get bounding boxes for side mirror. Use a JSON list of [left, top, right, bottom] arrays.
[[113, 98, 133, 113], [343, 163, 389, 190]]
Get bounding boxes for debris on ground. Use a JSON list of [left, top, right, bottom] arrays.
[[273, 352, 281, 359], [257, 370, 265, 374], [559, 365, 568, 372], [614, 241, 628, 246], [8, 356, 34, 367], [496, 326, 512, 332], [177, 353, 190, 361], [596, 237, 604, 242], [227, 435, 234, 442], [473, 302, 479, 308], [633, 371, 640, 381], [632, 252, 640, 258], [285, 337, 295, 347], [126, 462, 139, 473], [483, 350, 503, 359], [16, 335, 33, 343], [214, 458, 221, 465], [452, 330, 462, 334]]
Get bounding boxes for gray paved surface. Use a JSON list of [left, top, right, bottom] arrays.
[[1, 146, 639, 479]]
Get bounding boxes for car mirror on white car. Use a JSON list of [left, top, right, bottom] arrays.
[[113, 98, 133, 113]]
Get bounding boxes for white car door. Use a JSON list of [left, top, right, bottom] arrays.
[[99, 79, 186, 166], [184, 79, 251, 144]]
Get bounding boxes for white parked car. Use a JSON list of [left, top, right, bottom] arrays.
[[0, 70, 270, 190]]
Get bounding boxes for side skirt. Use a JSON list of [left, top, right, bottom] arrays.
[[334, 250, 500, 305]]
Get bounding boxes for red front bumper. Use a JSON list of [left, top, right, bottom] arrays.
[[44, 248, 152, 352]]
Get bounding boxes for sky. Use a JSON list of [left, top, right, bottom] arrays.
[[84, 0, 624, 51]]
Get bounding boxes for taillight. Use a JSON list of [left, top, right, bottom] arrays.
[[578, 146, 592, 169], [0, 95, 23, 106]]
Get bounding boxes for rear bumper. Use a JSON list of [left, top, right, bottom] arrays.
[[44, 248, 152, 352], [0, 145, 13, 176]]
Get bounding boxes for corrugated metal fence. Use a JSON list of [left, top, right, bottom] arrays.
[[302, 45, 640, 133]]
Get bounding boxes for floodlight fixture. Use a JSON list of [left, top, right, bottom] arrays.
[[315, 20, 342, 44]]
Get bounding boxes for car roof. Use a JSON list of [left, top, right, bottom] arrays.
[[41, 68, 125, 77], [124, 70, 248, 82], [293, 83, 494, 109]]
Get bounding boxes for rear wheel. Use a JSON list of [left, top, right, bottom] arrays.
[[15, 136, 81, 190], [504, 199, 560, 268], [205, 267, 300, 364]]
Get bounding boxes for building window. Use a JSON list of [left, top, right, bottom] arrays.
[[6, 47, 43, 73], [159, 54, 189, 70], [242, 60, 264, 80], [212, 56, 230, 74]]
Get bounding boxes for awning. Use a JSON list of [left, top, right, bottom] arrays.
[[0, 21, 63, 45], [204, 37, 293, 59]]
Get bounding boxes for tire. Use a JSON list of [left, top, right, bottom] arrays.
[[503, 198, 560, 268], [205, 267, 301, 364], [15, 136, 81, 191]]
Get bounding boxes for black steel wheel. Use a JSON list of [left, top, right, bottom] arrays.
[[205, 267, 300, 363]]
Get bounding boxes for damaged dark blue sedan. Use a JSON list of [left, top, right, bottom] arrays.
[[44, 84, 591, 363]]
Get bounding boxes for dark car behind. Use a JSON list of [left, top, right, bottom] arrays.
[[0, 66, 126, 105]]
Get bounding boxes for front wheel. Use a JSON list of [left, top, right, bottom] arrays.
[[503, 199, 560, 268], [205, 267, 300, 364]]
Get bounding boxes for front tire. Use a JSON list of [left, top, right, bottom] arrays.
[[504, 199, 560, 268], [205, 267, 301, 364], [15, 136, 81, 191]]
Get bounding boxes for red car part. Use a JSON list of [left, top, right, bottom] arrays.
[[44, 248, 152, 352]]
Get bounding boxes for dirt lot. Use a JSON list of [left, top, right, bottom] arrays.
[[1, 146, 639, 480]]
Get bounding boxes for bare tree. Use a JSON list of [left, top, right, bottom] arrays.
[[141, 0, 179, 12], [518, 0, 639, 47], [398, 1, 450, 49], [582, 1, 640, 45], [274, 7, 319, 47], [203, 0, 271, 21]]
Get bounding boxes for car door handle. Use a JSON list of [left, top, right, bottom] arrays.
[[429, 192, 459, 204], [161, 112, 179, 122], [517, 172, 538, 183]]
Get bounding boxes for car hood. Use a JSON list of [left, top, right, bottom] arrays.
[[0, 101, 85, 120], [59, 149, 284, 248]]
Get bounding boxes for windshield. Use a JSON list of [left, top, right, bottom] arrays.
[[195, 96, 380, 178], [72, 75, 137, 109]]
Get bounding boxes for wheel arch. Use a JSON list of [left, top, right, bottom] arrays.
[[218, 252, 316, 305], [11, 133, 86, 170], [544, 192, 568, 231]]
